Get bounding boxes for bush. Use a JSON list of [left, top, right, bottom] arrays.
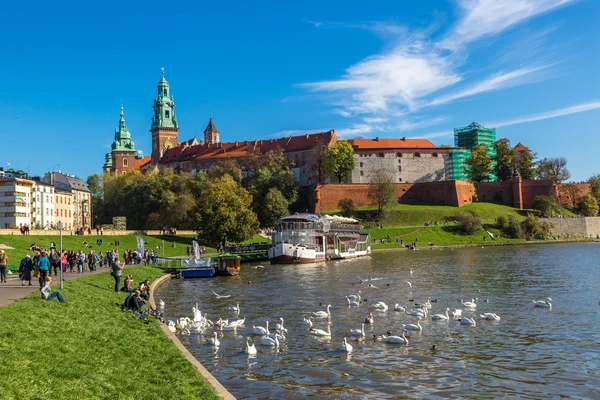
[[338, 198, 356, 217], [579, 193, 599, 216], [458, 213, 482, 235], [533, 194, 560, 217], [497, 215, 523, 238], [521, 214, 552, 239]]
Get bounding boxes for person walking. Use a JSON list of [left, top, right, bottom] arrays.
[[111, 256, 124, 292], [0, 250, 8, 283], [77, 250, 86, 273], [19, 254, 34, 286], [49, 248, 60, 276], [36, 251, 51, 288], [40, 276, 65, 304], [87, 250, 97, 272], [61, 251, 68, 273]]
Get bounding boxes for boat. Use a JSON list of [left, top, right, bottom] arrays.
[[214, 253, 241, 276], [268, 213, 371, 264]]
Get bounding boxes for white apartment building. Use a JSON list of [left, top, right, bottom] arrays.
[[0, 177, 33, 229], [31, 180, 55, 229]]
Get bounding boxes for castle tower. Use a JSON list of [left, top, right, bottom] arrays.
[[151, 68, 179, 164], [103, 105, 137, 175], [204, 114, 220, 144]]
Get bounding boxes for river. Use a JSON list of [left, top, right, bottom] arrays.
[[154, 243, 600, 399]]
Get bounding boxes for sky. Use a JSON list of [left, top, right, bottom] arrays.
[[1, 0, 599, 182]]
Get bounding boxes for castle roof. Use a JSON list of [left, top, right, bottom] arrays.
[[134, 156, 151, 170], [513, 142, 529, 152], [347, 137, 438, 150], [204, 116, 219, 134]]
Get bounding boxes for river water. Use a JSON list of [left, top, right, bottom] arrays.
[[155, 243, 600, 399]]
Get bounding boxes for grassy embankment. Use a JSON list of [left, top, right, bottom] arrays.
[[0, 265, 219, 400], [328, 202, 580, 249]]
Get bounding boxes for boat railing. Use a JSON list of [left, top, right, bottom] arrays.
[[329, 223, 362, 232]]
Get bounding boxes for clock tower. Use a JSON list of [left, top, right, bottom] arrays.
[[151, 68, 179, 164]]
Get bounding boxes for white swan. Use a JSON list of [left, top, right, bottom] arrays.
[[449, 308, 462, 319], [212, 291, 231, 299], [228, 318, 246, 327], [406, 281, 412, 288], [176, 317, 191, 330], [350, 323, 365, 338], [313, 304, 331, 318], [189, 321, 203, 333], [382, 330, 409, 345], [303, 316, 313, 327], [259, 334, 280, 347], [373, 301, 388, 311], [394, 304, 406, 312], [415, 298, 431, 309], [158, 299, 165, 310], [251, 321, 269, 336], [431, 308, 450, 320], [346, 291, 361, 302], [245, 338, 257, 355], [460, 317, 476, 326], [346, 297, 360, 307], [275, 317, 288, 334], [228, 302, 240, 313], [403, 319, 423, 332], [479, 313, 501, 321], [310, 324, 331, 336], [341, 337, 353, 352], [462, 299, 477, 309], [533, 298, 552, 308], [192, 304, 203, 323], [209, 332, 220, 347], [167, 320, 176, 333], [408, 308, 427, 317]]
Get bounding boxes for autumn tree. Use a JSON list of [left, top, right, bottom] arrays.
[[367, 169, 396, 217], [196, 175, 259, 247], [208, 160, 243, 184], [465, 144, 493, 182], [588, 173, 600, 204], [559, 183, 582, 209], [323, 141, 355, 183], [579, 194, 599, 217], [537, 157, 570, 184], [493, 138, 516, 181]]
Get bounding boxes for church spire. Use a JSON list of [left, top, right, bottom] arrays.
[[204, 114, 220, 144], [152, 68, 178, 129], [112, 104, 134, 151]]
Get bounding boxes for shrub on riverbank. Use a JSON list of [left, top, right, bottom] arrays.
[[0, 266, 219, 400]]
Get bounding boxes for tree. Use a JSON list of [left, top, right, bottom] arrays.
[[86, 174, 104, 226], [537, 157, 570, 184], [196, 176, 259, 247], [260, 188, 290, 227], [323, 141, 355, 183], [521, 214, 552, 239], [588, 173, 600, 203], [367, 170, 396, 217], [559, 183, 582, 209], [465, 144, 493, 182], [458, 213, 482, 235], [208, 160, 243, 184], [514, 148, 536, 179], [338, 198, 356, 217], [579, 193, 599, 217], [532, 194, 560, 218], [493, 138, 516, 181]]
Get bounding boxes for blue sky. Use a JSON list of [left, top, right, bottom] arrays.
[[1, 0, 599, 181]]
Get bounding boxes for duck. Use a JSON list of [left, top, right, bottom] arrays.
[[209, 332, 220, 347], [341, 337, 353, 352], [346, 297, 360, 307], [382, 330, 409, 345], [251, 321, 269, 336], [479, 313, 501, 321], [415, 298, 431, 309], [461, 299, 477, 309], [313, 304, 332, 318], [448, 308, 463, 319], [403, 319, 423, 332], [346, 291, 362, 302], [245, 338, 257, 355], [259, 334, 280, 347], [394, 304, 406, 312], [167, 320, 177, 333], [431, 308, 450, 321], [364, 312, 374, 324], [228, 302, 240, 313], [373, 301, 388, 311], [350, 323, 365, 338], [303, 316, 313, 327], [460, 317, 476, 326], [533, 298, 552, 308], [275, 317, 288, 334], [310, 324, 332, 337]]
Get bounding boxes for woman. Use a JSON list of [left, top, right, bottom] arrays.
[[0, 250, 7, 283], [61, 251, 68, 273], [19, 254, 34, 286], [125, 274, 134, 291], [68, 250, 76, 273], [40, 276, 65, 304], [36, 251, 51, 289], [111, 256, 124, 293]]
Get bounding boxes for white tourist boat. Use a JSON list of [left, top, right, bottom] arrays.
[[268, 214, 371, 264]]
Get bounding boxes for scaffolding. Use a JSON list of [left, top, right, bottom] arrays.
[[450, 122, 498, 182]]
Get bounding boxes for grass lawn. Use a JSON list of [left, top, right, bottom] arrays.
[[0, 266, 219, 400]]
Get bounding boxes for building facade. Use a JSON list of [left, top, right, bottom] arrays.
[[0, 177, 33, 229], [31, 180, 55, 229], [54, 190, 74, 231], [41, 172, 91, 228]]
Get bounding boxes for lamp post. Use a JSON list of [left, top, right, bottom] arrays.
[[58, 221, 63, 289]]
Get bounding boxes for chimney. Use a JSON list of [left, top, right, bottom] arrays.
[[402, 137, 406, 141], [235, 141, 239, 147], [375, 137, 379, 141], [306, 134, 309, 139]]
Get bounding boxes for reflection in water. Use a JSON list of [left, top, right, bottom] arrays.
[[155, 243, 600, 399]]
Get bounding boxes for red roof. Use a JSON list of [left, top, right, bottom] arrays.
[[513, 142, 529, 152], [347, 137, 438, 150], [134, 155, 151, 169]]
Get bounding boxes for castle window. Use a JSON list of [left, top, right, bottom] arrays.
[[164, 89, 168, 97], [414, 152, 421, 157], [399, 178, 403, 182], [432, 152, 438, 158], [165, 110, 170, 119], [123, 158, 128, 167], [398, 166, 402, 172], [359, 162, 363, 168], [378, 152, 384, 158], [360, 171, 364, 176], [397, 152, 403, 157]]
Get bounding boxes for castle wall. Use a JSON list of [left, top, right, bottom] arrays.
[[545, 217, 600, 238]]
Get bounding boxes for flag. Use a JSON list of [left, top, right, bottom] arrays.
[[192, 240, 200, 259], [136, 236, 144, 255]]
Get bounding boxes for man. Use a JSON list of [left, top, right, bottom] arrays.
[[77, 250, 86, 273], [110, 256, 124, 293], [138, 279, 151, 301], [87, 250, 97, 272], [49, 248, 60, 276], [0, 250, 8, 283]]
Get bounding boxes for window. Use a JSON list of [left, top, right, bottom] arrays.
[[359, 162, 363, 168], [68, 210, 71, 218], [378, 152, 384, 158], [123, 158, 128, 167], [360, 171, 364, 176], [165, 110, 170, 119], [398, 166, 402, 172], [122, 171, 126, 175], [414, 152, 421, 157], [397, 152, 403, 157], [432, 152, 438, 158], [399, 178, 403, 182]]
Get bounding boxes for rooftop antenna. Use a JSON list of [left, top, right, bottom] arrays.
[[57, 164, 62, 174]]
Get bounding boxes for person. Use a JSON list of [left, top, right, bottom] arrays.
[[111, 256, 124, 293], [61, 251, 68, 273], [87, 250, 97, 272], [49, 248, 60, 276], [36, 251, 51, 288], [138, 279, 151, 300], [40, 276, 65, 304], [77, 250, 86, 273], [129, 289, 146, 313], [124, 274, 134, 291], [0, 250, 8, 283], [19, 254, 34, 286]]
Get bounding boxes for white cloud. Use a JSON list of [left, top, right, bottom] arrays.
[[271, 129, 331, 138], [489, 101, 600, 127], [420, 130, 455, 140], [337, 124, 376, 138]]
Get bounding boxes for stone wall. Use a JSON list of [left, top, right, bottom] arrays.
[[545, 217, 600, 238]]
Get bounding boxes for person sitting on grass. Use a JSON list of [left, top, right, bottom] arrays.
[[40, 276, 65, 304], [130, 289, 147, 313], [138, 279, 151, 300], [124, 274, 134, 292]]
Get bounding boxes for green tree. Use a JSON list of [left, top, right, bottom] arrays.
[[208, 160, 243, 184], [521, 214, 553, 239], [458, 213, 482, 235], [338, 198, 356, 217], [514, 148, 536, 179], [493, 138, 516, 181], [588, 173, 600, 203], [86, 174, 104, 226], [323, 141, 355, 183], [579, 193, 599, 216], [367, 169, 396, 217], [537, 157, 570, 184], [260, 188, 290, 227], [532, 194, 560, 218], [465, 144, 493, 182], [196, 176, 259, 247]]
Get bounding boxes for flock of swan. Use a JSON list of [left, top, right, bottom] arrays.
[[158, 274, 554, 356]]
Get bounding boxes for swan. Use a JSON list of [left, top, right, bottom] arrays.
[[462, 299, 477, 309], [460, 317, 476, 326], [189, 322, 203, 333], [313, 304, 331, 318], [346, 297, 360, 307], [350, 323, 365, 338], [252, 265, 265, 269], [408, 308, 427, 317], [533, 298, 552, 308], [176, 317, 191, 330], [181, 328, 190, 336], [245, 338, 257, 355], [259, 334, 280, 347], [403, 319, 423, 332], [364, 312, 374, 324], [275, 317, 288, 334], [209, 332, 220, 347], [346, 291, 361, 302], [415, 298, 431, 308], [303, 316, 313, 327], [228, 302, 240, 313], [251, 321, 269, 335], [310, 324, 331, 336], [382, 330, 409, 345], [449, 308, 462, 319], [228, 318, 246, 327], [192, 305, 203, 323], [479, 313, 501, 321], [158, 299, 165, 310], [167, 320, 176, 333], [431, 308, 450, 321], [373, 301, 388, 311], [341, 337, 353, 352], [212, 291, 231, 299], [406, 281, 412, 288], [394, 304, 406, 312]]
